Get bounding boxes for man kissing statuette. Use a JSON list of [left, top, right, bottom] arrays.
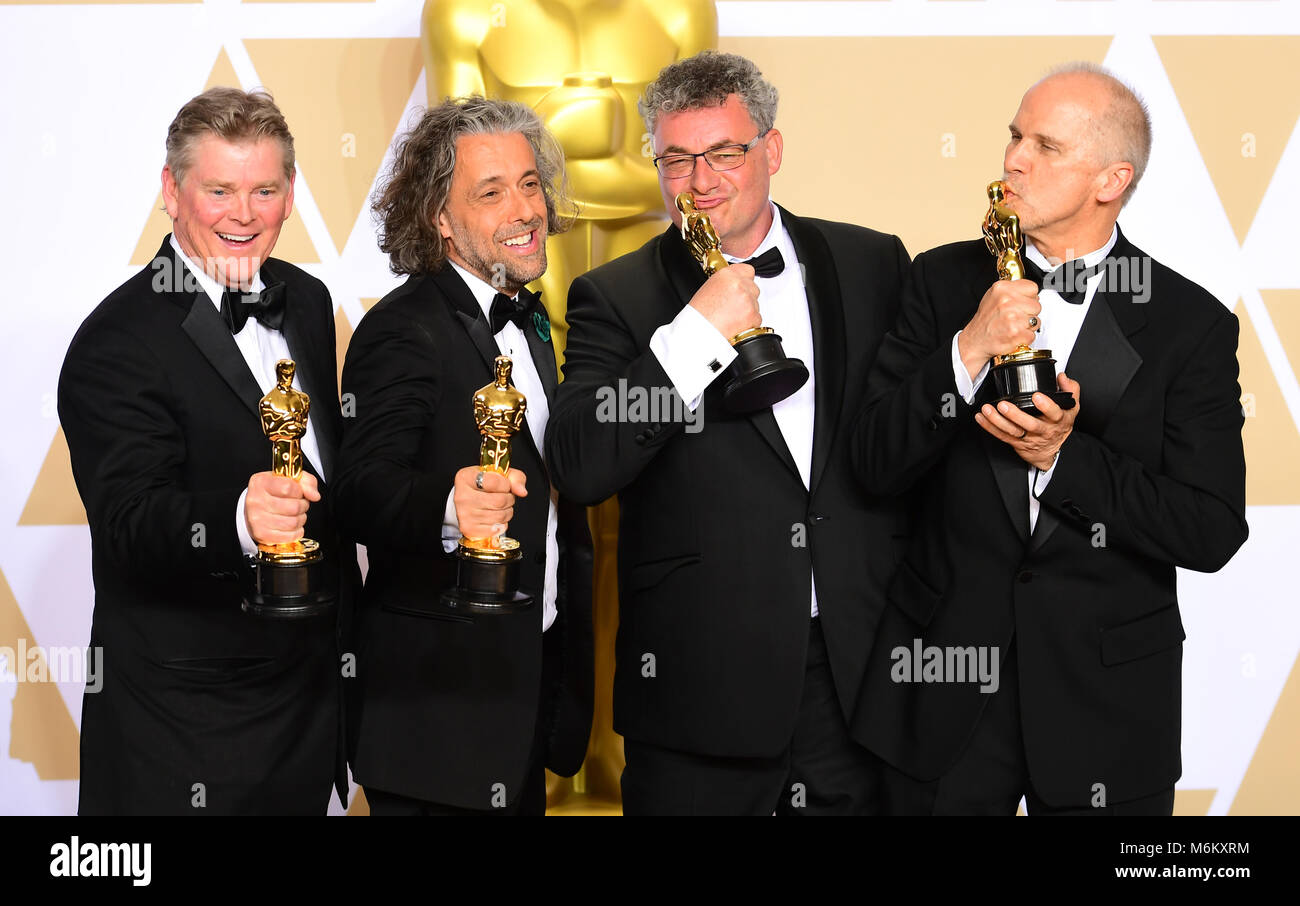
[[982, 180, 1077, 416], [676, 191, 809, 414]]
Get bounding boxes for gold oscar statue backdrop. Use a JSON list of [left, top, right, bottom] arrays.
[[0, 0, 1297, 817]]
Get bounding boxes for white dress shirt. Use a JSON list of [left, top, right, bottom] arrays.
[[951, 225, 1118, 531], [439, 261, 559, 632], [168, 236, 326, 556], [649, 203, 821, 617]]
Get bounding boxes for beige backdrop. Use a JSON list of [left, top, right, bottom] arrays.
[[0, 0, 1295, 816]]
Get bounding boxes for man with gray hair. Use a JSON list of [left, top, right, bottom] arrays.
[[60, 87, 353, 814], [546, 51, 910, 814], [336, 96, 593, 815], [850, 64, 1247, 814]]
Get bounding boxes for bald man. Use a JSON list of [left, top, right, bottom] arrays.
[[849, 63, 1247, 815]]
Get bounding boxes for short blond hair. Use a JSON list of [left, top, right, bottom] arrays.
[[165, 87, 295, 186]]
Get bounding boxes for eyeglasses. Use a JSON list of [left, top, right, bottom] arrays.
[[652, 132, 768, 179]]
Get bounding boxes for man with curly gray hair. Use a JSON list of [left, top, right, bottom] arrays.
[[336, 96, 592, 815], [546, 51, 910, 815]]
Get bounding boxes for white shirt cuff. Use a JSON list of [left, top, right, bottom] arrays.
[[1032, 454, 1060, 497], [952, 330, 990, 404], [236, 487, 257, 556], [442, 486, 460, 554], [649, 304, 739, 411]]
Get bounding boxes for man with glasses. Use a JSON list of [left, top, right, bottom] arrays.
[[546, 50, 911, 814]]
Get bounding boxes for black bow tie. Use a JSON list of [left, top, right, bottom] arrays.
[[1020, 257, 1102, 305], [739, 247, 785, 278], [489, 289, 539, 336], [220, 282, 286, 333]]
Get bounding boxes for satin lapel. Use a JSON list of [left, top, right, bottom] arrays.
[[524, 296, 559, 405], [433, 265, 501, 376], [175, 245, 264, 422], [658, 222, 707, 313], [780, 207, 844, 493], [963, 248, 1031, 540], [433, 266, 548, 471], [1063, 293, 1142, 438], [659, 224, 799, 477], [983, 430, 1030, 542], [1029, 228, 1145, 552], [522, 296, 558, 484], [270, 263, 336, 482]]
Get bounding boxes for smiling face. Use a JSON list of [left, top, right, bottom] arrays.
[[653, 94, 782, 259], [162, 134, 294, 288], [1000, 73, 1131, 259], [437, 131, 548, 295]]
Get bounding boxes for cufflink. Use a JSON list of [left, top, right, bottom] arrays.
[[708, 359, 722, 373]]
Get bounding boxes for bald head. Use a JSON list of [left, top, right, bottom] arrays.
[[1033, 63, 1152, 205]]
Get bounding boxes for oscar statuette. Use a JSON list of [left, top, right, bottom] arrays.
[[982, 180, 1077, 416], [241, 359, 336, 619], [676, 192, 810, 413], [437, 355, 535, 615]]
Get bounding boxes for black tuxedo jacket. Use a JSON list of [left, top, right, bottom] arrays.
[[59, 236, 355, 815], [848, 228, 1248, 806], [545, 208, 911, 758], [334, 266, 594, 810]]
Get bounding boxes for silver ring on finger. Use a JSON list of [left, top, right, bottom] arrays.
[[1028, 315, 1039, 330], [1019, 428, 1027, 439], [475, 470, 485, 491]]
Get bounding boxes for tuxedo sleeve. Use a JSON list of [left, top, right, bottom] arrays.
[[544, 272, 691, 505], [58, 323, 244, 579], [850, 249, 989, 495], [1039, 308, 1248, 571], [333, 305, 452, 553]]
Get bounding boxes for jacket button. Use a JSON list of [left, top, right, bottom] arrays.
[[634, 431, 647, 444], [809, 514, 827, 525], [1017, 570, 1034, 584]]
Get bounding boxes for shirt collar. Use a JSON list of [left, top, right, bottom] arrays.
[[169, 234, 265, 312], [449, 259, 513, 322], [722, 201, 791, 273], [1024, 224, 1118, 272]]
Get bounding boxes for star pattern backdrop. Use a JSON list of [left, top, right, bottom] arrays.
[[0, 0, 1295, 816]]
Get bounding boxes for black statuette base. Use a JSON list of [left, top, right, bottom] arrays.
[[991, 356, 1077, 418], [723, 331, 810, 414], [436, 546, 534, 616], [241, 552, 337, 619]]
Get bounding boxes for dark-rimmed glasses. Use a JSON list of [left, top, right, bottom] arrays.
[[652, 131, 768, 179]]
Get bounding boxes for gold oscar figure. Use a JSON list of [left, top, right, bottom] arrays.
[[676, 191, 809, 413], [982, 180, 1076, 416], [983, 180, 1027, 284], [258, 359, 320, 563], [243, 359, 334, 619], [439, 356, 535, 614], [677, 192, 730, 278]]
